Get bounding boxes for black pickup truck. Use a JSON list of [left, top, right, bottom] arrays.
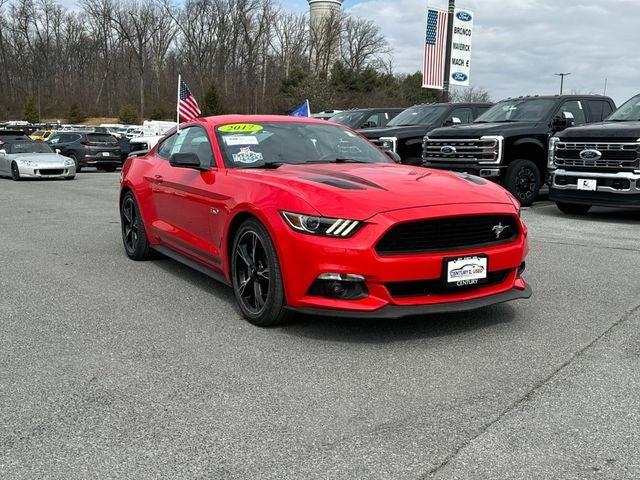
[[423, 95, 616, 206], [359, 103, 491, 165], [549, 93, 640, 213]]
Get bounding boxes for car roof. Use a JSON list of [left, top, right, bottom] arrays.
[[193, 114, 336, 127], [498, 94, 613, 102]]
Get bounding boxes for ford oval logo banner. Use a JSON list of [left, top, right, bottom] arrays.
[[579, 149, 602, 161], [441, 146, 457, 155], [456, 11, 472, 21], [452, 72, 468, 82]]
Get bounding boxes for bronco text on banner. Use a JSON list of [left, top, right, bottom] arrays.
[[449, 8, 474, 87]]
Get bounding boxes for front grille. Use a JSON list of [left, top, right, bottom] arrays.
[[39, 169, 64, 175], [376, 215, 519, 254], [387, 269, 511, 298], [423, 137, 500, 163], [555, 142, 639, 170]]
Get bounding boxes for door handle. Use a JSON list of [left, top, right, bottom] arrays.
[[153, 175, 164, 184]]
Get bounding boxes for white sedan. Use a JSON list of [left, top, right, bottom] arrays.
[[0, 141, 76, 181]]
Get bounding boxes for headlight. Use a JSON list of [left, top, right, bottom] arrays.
[[378, 137, 398, 153], [16, 159, 36, 167], [64, 157, 75, 167], [281, 211, 362, 238], [478, 136, 504, 165], [548, 137, 560, 169]]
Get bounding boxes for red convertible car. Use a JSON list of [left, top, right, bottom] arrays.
[[120, 115, 531, 326]]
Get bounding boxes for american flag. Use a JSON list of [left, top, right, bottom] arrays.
[[422, 8, 449, 90], [178, 77, 201, 122]]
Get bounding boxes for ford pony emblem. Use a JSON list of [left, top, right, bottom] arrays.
[[492, 223, 509, 239]]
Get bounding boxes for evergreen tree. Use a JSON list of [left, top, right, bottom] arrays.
[[119, 104, 140, 124], [66, 103, 85, 123], [202, 83, 224, 116], [24, 97, 39, 123]]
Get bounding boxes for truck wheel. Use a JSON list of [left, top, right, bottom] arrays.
[[556, 202, 591, 215], [504, 159, 541, 207]]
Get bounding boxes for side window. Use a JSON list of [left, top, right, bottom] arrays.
[[449, 107, 473, 124], [362, 113, 383, 128], [591, 101, 614, 121], [157, 133, 177, 160], [171, 126, 213, 167], [476, 106, 491, 117], [559, 100, 587, 126]]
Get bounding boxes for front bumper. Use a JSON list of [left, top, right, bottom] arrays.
[[275, 203, 529, 315], [423, 161, 504, 178], [550, 169, 640, 207], [17, 165, 76, 178]]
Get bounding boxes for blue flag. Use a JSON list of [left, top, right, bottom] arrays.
[[291, 100, 310, 117]]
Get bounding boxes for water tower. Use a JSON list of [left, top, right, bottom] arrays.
[[308, 0, 343, 29]]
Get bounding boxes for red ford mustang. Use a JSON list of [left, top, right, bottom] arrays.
[[120, 115, 531, 326]]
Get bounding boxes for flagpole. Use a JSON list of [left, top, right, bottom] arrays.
[[176, 74, 181, 133]]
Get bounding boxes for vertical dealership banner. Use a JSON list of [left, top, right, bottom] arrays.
[[422, 8, 448, 90], [449, 8, 474, 87]]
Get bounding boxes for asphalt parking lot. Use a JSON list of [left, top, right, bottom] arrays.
[[1, 173, 640, 480]]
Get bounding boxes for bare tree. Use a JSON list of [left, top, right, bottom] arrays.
[[340, 16, 388, 71], [450, 86, 492, 103]]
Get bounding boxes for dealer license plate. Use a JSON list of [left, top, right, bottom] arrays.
[[577, 179, 597, 191], [445, 256, 488, 287], [102, 152, 110, 157]]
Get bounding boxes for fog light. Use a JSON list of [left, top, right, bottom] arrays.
[[518, 262, 526, 276], [308, 273, 368, 300]]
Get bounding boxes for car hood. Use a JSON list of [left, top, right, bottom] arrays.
[[232, 163, 514, 220], [358, 125, 433, 140], [557, 121, 640, 142], [428, 121, 540, 139], [9, 153, 68, 164]]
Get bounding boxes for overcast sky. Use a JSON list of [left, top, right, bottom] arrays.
[[286, 0, 640, 105]]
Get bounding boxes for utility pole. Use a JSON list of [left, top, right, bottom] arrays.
[[603, 78, 608, 96], [442, 0, 456, 102], [555, 72, 571, 95]]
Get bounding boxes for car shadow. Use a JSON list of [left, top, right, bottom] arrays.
[[538, 204, 640, 223], [283, 303, 518, 344], [149, 251, 519, 342]]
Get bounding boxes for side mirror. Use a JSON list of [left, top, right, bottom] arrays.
[[443, 116, 462, 127], [553, 112, 575, 131], [170, 152, 202, 170], [361, 121, 376, 129], [385, 150, 402, 164]]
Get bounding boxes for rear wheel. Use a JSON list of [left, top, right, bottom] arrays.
[[504, 159, 541, 207], [11, 162, 21, 181], [556, 202, 591, 215], [231, 219, 291, 327], [120, 191, 151, 260]]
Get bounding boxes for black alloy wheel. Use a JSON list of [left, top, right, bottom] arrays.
[[69, 154, 81, 172], [120, 192, 151, 260], [11, 162, 21, 181], [505, 159, 541, 207], [231, 219, 290, 326]]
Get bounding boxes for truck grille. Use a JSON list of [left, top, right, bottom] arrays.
[[555, 142, 639, 170], [376, 215, 519, 254], [423, 137, 501, 163]]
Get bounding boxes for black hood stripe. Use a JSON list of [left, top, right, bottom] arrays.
[[300, 168, 387, 190], [304, 176, 365, 190]]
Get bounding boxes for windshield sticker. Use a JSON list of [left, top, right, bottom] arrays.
[[232, 147, 264, 164], [223, 135, 259, 146], [219, 124, 263, 134]]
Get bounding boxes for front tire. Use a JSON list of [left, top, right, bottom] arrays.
[[120, 191, 152, 260], [231, 219, 291, 327], [11, 162, 21, 181], [69, 154, 82, 172], [556, 202, 591, 215], [504, 159, 541, 207]]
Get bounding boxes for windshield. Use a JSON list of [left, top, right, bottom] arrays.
[[216, 122, 390, 168], [329, 111, 365, 128], [387, 106, 446, 127], [476, 99, 556, 123], [607, 94, 640, 121], [8, 141, 54, 154]]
